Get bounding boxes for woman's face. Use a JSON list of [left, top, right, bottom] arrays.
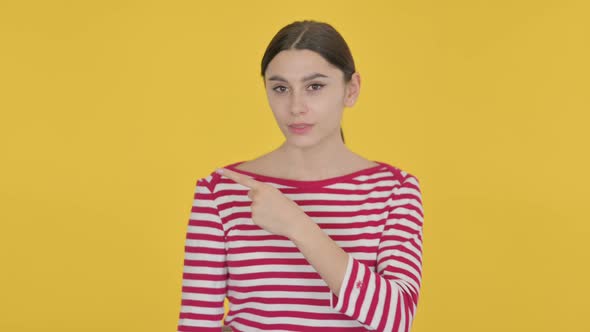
[[263, 49, 360, 148]]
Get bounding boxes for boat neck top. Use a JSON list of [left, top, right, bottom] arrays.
[[223, 160, 390, 189], [176, 159, 424, 331]]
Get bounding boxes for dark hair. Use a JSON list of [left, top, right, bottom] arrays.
[[260, 20, 356, 144]]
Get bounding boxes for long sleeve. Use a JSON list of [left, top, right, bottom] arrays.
[[177, 178, 228, 332], [329, 173, 424, 332]]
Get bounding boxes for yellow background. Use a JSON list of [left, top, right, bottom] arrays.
[[1, 1, 589, 331]]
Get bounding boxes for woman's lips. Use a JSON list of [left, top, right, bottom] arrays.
[[288, 124, 314, 135]]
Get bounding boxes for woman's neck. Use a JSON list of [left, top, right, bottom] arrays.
[[273, 137, 363, 181]]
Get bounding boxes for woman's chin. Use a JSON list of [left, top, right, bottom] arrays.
[[285, 136, 318, 148]]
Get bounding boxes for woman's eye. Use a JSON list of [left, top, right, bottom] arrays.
[[308, 83, 325, 91], [273, 86, 288, 93]]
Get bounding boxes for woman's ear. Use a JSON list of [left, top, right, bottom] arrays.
[[344, 72, 361, 107]]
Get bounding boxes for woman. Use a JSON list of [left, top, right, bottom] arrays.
[[177, 20, 424, 332]]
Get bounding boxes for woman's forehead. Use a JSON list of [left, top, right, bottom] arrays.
[[266, 50, 340, 80]]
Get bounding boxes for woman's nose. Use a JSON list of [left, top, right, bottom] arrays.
[[290, 92, 308, 115]]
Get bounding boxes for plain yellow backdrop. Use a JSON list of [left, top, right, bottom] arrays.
[[1, 0, 589, 331]]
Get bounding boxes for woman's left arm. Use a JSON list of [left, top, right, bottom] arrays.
[[289, 174, 424, 332]]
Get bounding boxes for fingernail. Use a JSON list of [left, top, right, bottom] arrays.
[[215, 168, 224, 174]]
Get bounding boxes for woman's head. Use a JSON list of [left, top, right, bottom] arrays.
[[260, 20, 360, 148]]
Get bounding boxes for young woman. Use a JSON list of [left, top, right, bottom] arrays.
[[177, 20, 424, 332]]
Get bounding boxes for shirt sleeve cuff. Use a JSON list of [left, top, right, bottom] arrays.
[[329, 254, 357, 311]]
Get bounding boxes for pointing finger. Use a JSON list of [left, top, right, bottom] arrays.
[[216, 168, 261, 189]]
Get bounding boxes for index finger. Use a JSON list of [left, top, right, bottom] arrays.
[[216, 168, 260, 189]]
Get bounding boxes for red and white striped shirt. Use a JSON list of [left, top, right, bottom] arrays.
[[177, 160, 424, 332]]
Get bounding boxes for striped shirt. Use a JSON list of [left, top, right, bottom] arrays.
[[177, 160, 424, 332]]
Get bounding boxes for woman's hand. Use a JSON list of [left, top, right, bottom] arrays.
[[216, 167, 312, 239]]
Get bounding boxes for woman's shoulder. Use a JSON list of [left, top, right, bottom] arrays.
[[194, 160, 249, 191], [374, 160, 419, 181]]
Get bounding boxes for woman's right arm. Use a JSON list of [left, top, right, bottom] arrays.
[[177, 178, 228, 332]]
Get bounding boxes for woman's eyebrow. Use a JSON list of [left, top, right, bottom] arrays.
[[268, 73, 329, 83]]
